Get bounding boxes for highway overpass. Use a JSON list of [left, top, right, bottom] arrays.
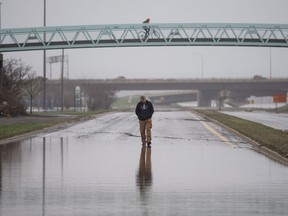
[[47, 78, 288, 107]]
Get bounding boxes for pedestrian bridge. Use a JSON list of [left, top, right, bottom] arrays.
[[0, 23, 288, 52]]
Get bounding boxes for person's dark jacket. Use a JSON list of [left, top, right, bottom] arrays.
[[135, 100, 154, 121]]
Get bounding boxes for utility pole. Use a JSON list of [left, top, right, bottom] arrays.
[[43, 0, 47, 111], [269, 47, 272, 79], [0, 53, 3, 93], [192, 53, 204, 79], [0, 2, 3, 93], [0, 2, 2, 29], [61, 49, 64, 112]]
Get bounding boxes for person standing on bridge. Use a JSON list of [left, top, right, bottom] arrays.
[[135, 95, 154, 148], [143, 18, 150, 39]]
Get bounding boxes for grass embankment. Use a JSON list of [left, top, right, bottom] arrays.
[[0, 110, 108, 141], [196, 110, 288, 158], [0, 121, 60, 140]]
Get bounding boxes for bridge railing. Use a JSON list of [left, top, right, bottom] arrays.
[[0, 23, 288, 52]]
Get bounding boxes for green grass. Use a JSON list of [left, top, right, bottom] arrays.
[[0, 121, 61, 140], [0, 110, 110, 141], [196, 110, 288, 157]]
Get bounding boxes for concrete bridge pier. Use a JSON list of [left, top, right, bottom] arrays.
[[197, 90, 218, 107], [216, 89, 232, 109], [198, 89, 232, 108]]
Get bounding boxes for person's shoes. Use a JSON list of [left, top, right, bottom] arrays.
[[147, 142, 151, 148]]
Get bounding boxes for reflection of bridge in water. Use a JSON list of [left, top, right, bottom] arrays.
[[48, 78, 288, 107]]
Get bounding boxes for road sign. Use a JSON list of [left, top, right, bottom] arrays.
[[273, 94, 287, 103]]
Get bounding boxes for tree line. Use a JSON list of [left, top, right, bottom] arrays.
[[0, 58, 116, 117]]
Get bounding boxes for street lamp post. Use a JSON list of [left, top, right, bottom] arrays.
[[61, 49, 64, 112], [43, 0, 47, 111], [0, 2, 3, 92], [269, 47, 272, 79], [0, 2, 2, 29], [199, 54, 204, 79], [192, 53, 204, 79]]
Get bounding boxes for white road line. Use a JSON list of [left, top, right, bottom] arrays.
[[186, 112, 236, 148]]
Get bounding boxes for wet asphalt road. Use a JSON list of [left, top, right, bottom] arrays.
[[221, 110, 288, 131], [0, 110, 288, 216]]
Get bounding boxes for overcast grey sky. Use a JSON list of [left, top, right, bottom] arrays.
[[1, 0, 288, 79]]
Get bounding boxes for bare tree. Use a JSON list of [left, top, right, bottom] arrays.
[[23, 71, 44, 114], [0, 58, 30, 116], [84, 84, 116, 110]]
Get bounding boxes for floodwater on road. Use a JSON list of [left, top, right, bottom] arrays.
[[221, 110, 288, 131], [0, 111, 288, 216]]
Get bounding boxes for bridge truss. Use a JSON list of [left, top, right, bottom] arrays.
[[0, 23, 288, 52]]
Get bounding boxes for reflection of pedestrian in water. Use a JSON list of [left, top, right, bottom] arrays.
[[143, 18, 150, 39], [135, 95, 154, 148], [136, 147, 152, 194]]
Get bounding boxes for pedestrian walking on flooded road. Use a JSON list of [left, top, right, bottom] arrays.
[[135, 95, 154, 148]]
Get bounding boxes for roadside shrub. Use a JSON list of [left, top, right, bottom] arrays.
[[0, 59, 30, 116]]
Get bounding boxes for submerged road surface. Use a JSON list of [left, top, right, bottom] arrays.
[[221, 110, 288, 131], [0, 111, 288, 216]]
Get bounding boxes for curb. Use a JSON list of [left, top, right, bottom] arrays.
[[0, 113, 105, 145], [193, 110, 288, 166]]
